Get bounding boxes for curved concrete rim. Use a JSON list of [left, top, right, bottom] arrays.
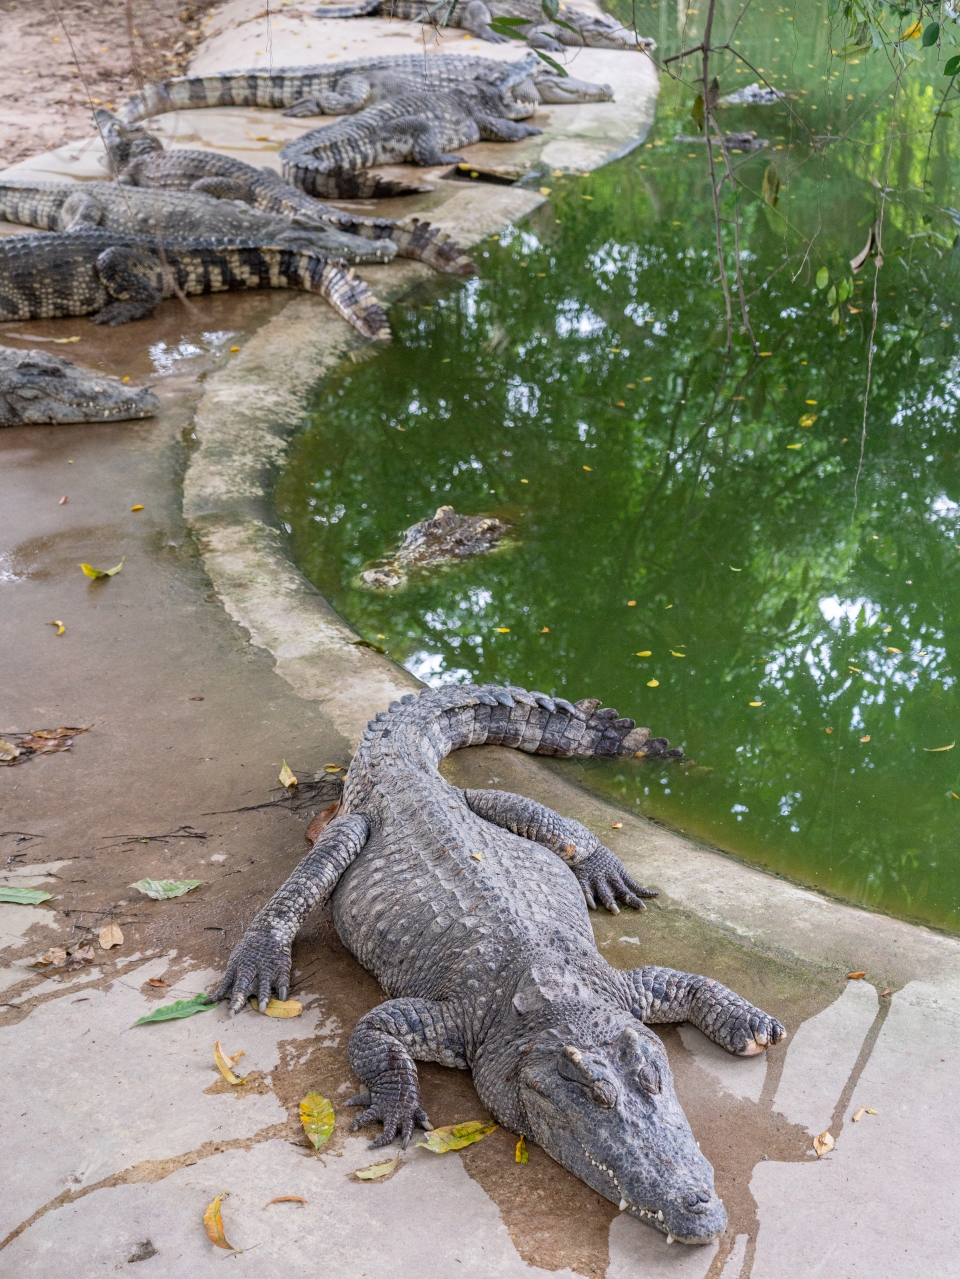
[[182, 269, 960, 992]]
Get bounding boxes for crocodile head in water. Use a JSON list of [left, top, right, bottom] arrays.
[[0, 346, 159, 426], [518, 1018, 727, 1245]]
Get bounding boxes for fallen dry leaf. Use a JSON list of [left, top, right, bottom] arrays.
[[515, 1135, 529, 1164], [880, 988, 893, 997], [214, 1041, 247, 1086], [65, 944, 95, 970], [130, 504, 144, 512], [279, 760, 298, 789], [416, 1120, 498, 1153], [32, 946, 67, 968], [148, 977, 169, 988], [99, 923, 123, 950], [250, 997, 303, 1018], [305, 801, 340, 845], [847, 971, 867, 980], [79, 558, 124, 580], [813, 1130, 834, 1158], [203, 1193, 240, 1252], [354, 1156, 400, 1181], [0, 726, 87, 767], [852, 1106, 866, 1122], [300, 1092, 335, 1151], [266, 1195, 308, 1205], [46, 620, 65, 636], [611, 822, 623, 829]]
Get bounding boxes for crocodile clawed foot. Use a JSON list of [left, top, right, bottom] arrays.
[[574, 847, 658, 914], [726, 1011, 787, 1056], [347, 1090, 433, 1149]]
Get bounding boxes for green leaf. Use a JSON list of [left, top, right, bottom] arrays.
[[761, 164, 780, 208], [79, 558, 124, 580], [541, 0, 559, 19], [816, 266, 829, 290], [130, 878, 203, 900], [944, 54, 960, 76], [133, 993, 216, 1026], [830, 306, 841, 325], [489, 15, 532, 25], [0, 886, 52, 905], [533, 48, 569, 76], [922, 21, 939, 47], [690, 93, 705, 133], [416, 1119, 499, 1152], [827, 284, 837, 305], [838, 277, 852, 303], [300, 1092, 335, 1150]]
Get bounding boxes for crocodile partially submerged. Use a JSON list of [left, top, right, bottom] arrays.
[[0, 229, 390, 339], [313, 0, 655, 52], [360, 505, 510, 588], [217, 682, 785, 1244], [96, 110, 475, 273], [0, 344, 158, 425], [113, 53, 612, 123], [280, 82, 542, 198]]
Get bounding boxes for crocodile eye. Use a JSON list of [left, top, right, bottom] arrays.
[[637, 1064, 661, 1095], [590, 1080, 618, 1108]]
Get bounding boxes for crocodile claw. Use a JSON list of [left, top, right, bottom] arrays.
[[346, 1090, 432, 1149], [573, 847, 658, 914], [214, 925, 293, 1015]]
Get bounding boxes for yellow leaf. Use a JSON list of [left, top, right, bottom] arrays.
[[799, 413, 818, 427], [250, 997, 303, 1018], [636, 650, 652, 657], [230, 345, 241, 352], [749, 701, 764, 707], [865, 1108, 878, 1114], [886, 646, 901, 654], [541, 626, 549, 633], [130, 504, 144, 512], [611, 822, 623, 829], [354, 1156, 400, 1180], [786, 443, 802, 450], [416, 1120, 498, 1152], [646, 679, 659, 687], [98, 922, 123, 949], [813, 1130, 834, 1158], [583, 465, 592, 471], [903, 19, 922, 37], [951, 792, 959, 799], [51, 336, 80, 343], [279, 760, 297, 789], [203, 1193, 240, 1252], [79, 558, 124, 579], [539, 186, 551, 195], [805, 399, 818, 405], [852, 1106, 866, 1122], [516, 1135, 529, 1164], [860, 735, 870, 743], [471, 852, 483, 861], [266, 1195, 308, 1205], [925, 743, 955, 752], [627, 600, 636, 606], [300, 1091, 335, 1150], [670, 650, 686, 658], [46, 620, 65, 636], [495, 627, 511, 632], [214, 1040, 247, 1086]]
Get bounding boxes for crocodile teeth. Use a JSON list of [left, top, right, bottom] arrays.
[[619, 1199, 628, 1211], [666, 1235, 674, 1245], [657, 1210, 664, 1222]]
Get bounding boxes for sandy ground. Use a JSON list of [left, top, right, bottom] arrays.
[[0, 0, 217, 166]]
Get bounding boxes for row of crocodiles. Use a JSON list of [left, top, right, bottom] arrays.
[[0, 26, 653, 425]]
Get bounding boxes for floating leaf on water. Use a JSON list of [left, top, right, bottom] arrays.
[[646, 679, 659, 688], [300, 1092, 335, 1150], [133, 993, 216, 1026], [847, 971, 867, 979], [46, 620, 66, 635], [416, 1120, 498, 1153], [761, 163, 780, 207], [786, 443, 802, 449], [354, 1156, 400, 1181], [859, 736, 871, 743], [515, 1135, 529, 1164], [203, 1193, 240, 1252], [813, 1130, 834, 1158], [79, 558, 124, 580], [130, 878, 203, 900], [250, 997, 303, 1018], [0, 886, 52, 905], [799, 413, 818, 427], [885, 646, 901, 654], [99, 922, 123, 949], [670, 650, 686, 658], [279, 760, 298, 789], [214, 1041, 247, 1085], [636, 650, 652, 657], [749, 701, 764, 707], [266, 1195, 308, 1205], [924, 743, 955, 752]]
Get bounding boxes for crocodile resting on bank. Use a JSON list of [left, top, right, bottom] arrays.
[[314, 0, 655, 52], [0, 229, 390, 339], [113, 53, 613, 124], [279, 81, 542, 199], [360, 505, 510, 588], [0, 345, 158, 426], [95, 109, 475, 270], [217, 682, 786, 1245]]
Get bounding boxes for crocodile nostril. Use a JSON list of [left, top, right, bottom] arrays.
[[683, 1189, 714, 1211]]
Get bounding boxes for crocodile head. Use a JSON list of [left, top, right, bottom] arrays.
[[518, 1020, 726, 1245], [0, 348, 159, 425], [568, 15, 658, 51]]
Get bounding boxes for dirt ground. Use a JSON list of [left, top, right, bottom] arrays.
[[0, 0, 217, 167]]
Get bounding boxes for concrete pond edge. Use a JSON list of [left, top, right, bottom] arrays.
[[182, 254, 960, 995]]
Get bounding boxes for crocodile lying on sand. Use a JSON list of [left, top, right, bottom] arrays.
[[96, 109, 475, 272], [0, 344, 158, 425], [0, 180, 400, 266], [113, 53, 613, 123], [279, 82, 542, 199], [0, 229, 390, 339], [216, 682, 785, 1245], [314, 0, 655, 52], [360, 505, 510, 588]]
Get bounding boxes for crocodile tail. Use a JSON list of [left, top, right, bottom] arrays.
[[282, 163, 436, 200], [387, 219, 475, 275], [305, 258, 392, 341]]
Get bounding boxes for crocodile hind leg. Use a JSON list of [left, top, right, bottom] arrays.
[[463, 789, 656, 912], [347, 998, 469, 1147], [629, 966, 787, 1057], [215, 814, 369, 1013], [90, 246, 164, 325], [474, 115, 543, 143]]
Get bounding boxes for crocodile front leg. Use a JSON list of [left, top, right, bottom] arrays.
[[91, 246, 164, 326], [463, 788, 657, 912], [457, 0, 512, 41], [629, 965, 787, 1057], [215, 813, 369, 1013], [347, 998, 469, 1147]]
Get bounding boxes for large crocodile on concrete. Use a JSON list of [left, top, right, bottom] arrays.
[[0, 228, 390, 339], [360, 504, 511, 588], [113, 53, 613, 123], [96, 109, 476, 273], [0, 344, 158, 426], [314, 0, 655, 52], [216, 682, 786, 1244], [279, 81, 543, 198]]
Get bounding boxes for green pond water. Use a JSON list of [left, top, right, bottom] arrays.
[[275, 0, 960, 933]]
